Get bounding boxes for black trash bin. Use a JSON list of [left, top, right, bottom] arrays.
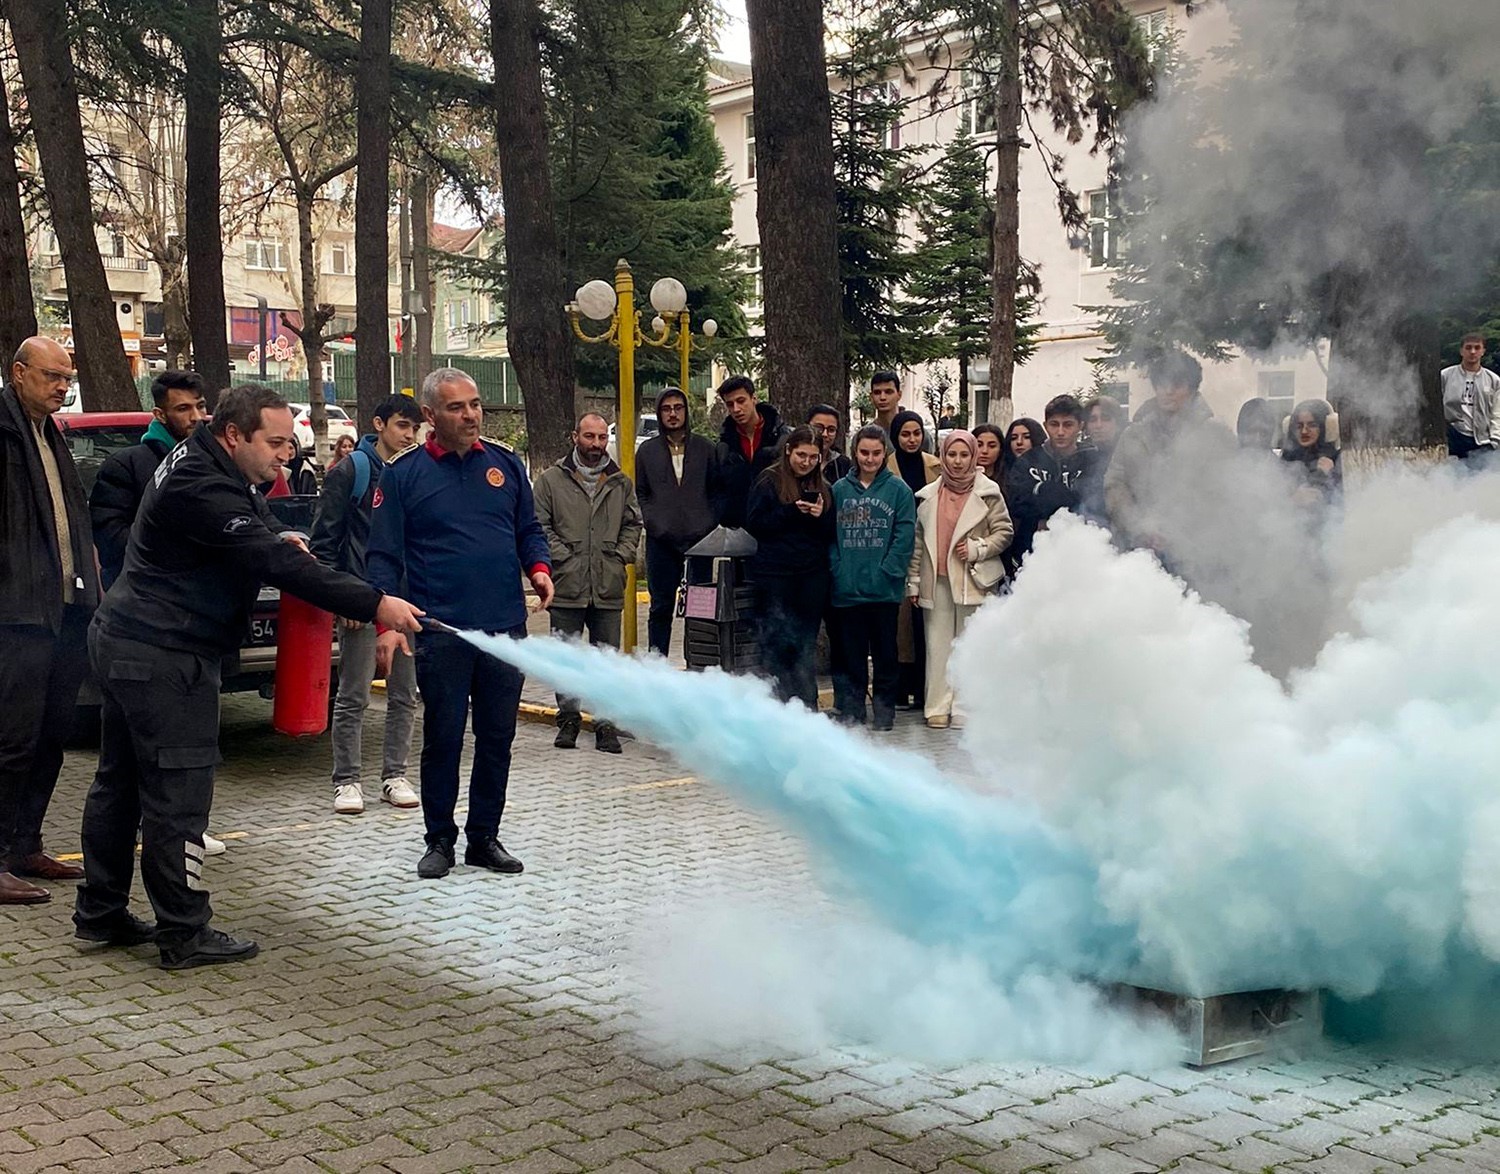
[[680, 526, 760, 672]]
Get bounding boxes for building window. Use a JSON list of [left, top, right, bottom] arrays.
[[745, 244, 762, 308], [327, 242, 349, 275], [959, 67, 999, 137], [1139, 9, 1171, 64], [744, 113, 756, 181], [1086, 189, 1123, 269], [245, 239, 286, 271], [1257, 371, 1296, 418], [110, 232, 126, 259], [1100, 380, 1131, 411]]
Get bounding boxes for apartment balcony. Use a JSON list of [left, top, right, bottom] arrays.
[[42, 252, 157, 297]]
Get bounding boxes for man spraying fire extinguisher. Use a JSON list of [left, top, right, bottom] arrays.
[[75, 384, 425, 971]]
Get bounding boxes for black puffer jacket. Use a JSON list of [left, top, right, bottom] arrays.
[[716, 402, 790, 528], [89, 422, 174, 589], [0, 385, 99, 628]]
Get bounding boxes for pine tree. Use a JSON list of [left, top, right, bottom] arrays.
[[907, 128, 1036, 425], [831, 38, 936, 401], [548, 0, 747, 391], [887, 0, 1155, 423]]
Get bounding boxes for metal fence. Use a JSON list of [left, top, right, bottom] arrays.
[[330, 352, 522, 407]]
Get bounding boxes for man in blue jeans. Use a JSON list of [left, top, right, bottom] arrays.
[[369, 369, 554, 879]]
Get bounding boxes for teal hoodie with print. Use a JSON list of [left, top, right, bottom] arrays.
[[830, 465, 917, 606]]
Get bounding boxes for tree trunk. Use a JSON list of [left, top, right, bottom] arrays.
[[0, 57, 37, 363], [161, 260, 192, 369], [355, 0, 392, 430], [182, 0, 230, 402], [746, 0, 842, 429], [987, 0, 1022, 428], [957, 355, 969, 428], [294, 190, 328, 461], [491, 0, 577, 470], [1327, 316, 1442, 450], [412, 169, 434, 384], [10, 0, 135, 410]]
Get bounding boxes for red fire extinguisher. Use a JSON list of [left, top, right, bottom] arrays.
[[273, 591, 334, 736]]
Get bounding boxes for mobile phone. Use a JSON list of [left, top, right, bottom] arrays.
[[800, 490, 819, 503]]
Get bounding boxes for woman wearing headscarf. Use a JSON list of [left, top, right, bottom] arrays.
[[745, 427, 836, 709], [885, 410, 940, 709], [907, 431, 1012, 729]]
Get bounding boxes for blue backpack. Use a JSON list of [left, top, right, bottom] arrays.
[[347, 448, 373, 505]]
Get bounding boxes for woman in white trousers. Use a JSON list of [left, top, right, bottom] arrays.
[[907, 431, 1013, 728]]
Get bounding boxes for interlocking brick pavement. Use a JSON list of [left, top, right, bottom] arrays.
[[4, 661, 1500, 1173]]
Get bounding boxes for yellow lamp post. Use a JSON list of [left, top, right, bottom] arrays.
[[565, 259, 717, 652]]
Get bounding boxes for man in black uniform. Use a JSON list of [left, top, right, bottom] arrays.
[[74, 385, 424, 969], [89, 369, 208, 589]]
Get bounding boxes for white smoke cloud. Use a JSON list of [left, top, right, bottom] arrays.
[[466, 462, 1500, 1068], [1117, 0, 1500, 429]]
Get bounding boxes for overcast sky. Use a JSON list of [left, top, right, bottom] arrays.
[[717, 0, 752, 62]]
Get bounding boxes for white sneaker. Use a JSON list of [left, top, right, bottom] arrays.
[[202, 832, 227, 856], [333, 783, 365, 814], [380, 777, 420, 809]]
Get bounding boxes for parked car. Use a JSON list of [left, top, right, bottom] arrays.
[[55, 411, 155, 494], [289, 402, 357, 456], [606, 412, 659, 461], [58, 418, 340, 736]]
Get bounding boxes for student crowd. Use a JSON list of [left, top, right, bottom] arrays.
[[7, 326, 1494, 967]]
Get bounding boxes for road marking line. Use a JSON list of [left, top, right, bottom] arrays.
[[596, 776, 696, 796]]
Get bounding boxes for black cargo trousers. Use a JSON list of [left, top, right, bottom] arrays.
[[74, 621, 222, 945]]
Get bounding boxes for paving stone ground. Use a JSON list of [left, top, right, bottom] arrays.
[[5, 638, 1500, 1173]]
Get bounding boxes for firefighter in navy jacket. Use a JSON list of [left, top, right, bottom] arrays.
[[369, 368, 554, 881]]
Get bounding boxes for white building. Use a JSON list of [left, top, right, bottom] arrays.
[[706, 3, 1329, 429]]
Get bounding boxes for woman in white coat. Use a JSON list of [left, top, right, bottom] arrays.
[[907, 430, 1013, 728]]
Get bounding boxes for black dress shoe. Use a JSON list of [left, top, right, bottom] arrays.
[[159, 926, 258, 970], [554, 720, 579, 750], [594, 725, 623, 754], [417, 838, 456, 879], [464, 836, 524, 874], [75, 911, 157, 947]]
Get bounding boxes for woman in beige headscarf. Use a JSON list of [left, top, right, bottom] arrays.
[[907, 430, 1012, 729]]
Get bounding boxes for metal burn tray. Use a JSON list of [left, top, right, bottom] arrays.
[[1111, 985, 1324, 1067]]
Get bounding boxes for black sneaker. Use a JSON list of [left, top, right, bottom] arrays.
[[464, 836, 524, 874], [594, 725, 623, 754], [554, 719, 580, 750], [159, 926, 259, 970], [75, 911, 157, 947], [417, 838, 456, 879]]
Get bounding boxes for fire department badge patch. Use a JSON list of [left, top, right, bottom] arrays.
[[486, 467, 505, 488]]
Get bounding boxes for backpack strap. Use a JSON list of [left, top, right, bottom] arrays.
[[348, 449, 372, 504]]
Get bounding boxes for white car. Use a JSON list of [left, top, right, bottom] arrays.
[[606, 413, 660, 461], [289, 403, 357, 455]]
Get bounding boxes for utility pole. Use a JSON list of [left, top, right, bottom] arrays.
[[398, 177, 415, 394]]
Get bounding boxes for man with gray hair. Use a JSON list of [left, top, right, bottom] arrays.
[[369, 368, 554, 880], [532, 411, 643, 753]]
